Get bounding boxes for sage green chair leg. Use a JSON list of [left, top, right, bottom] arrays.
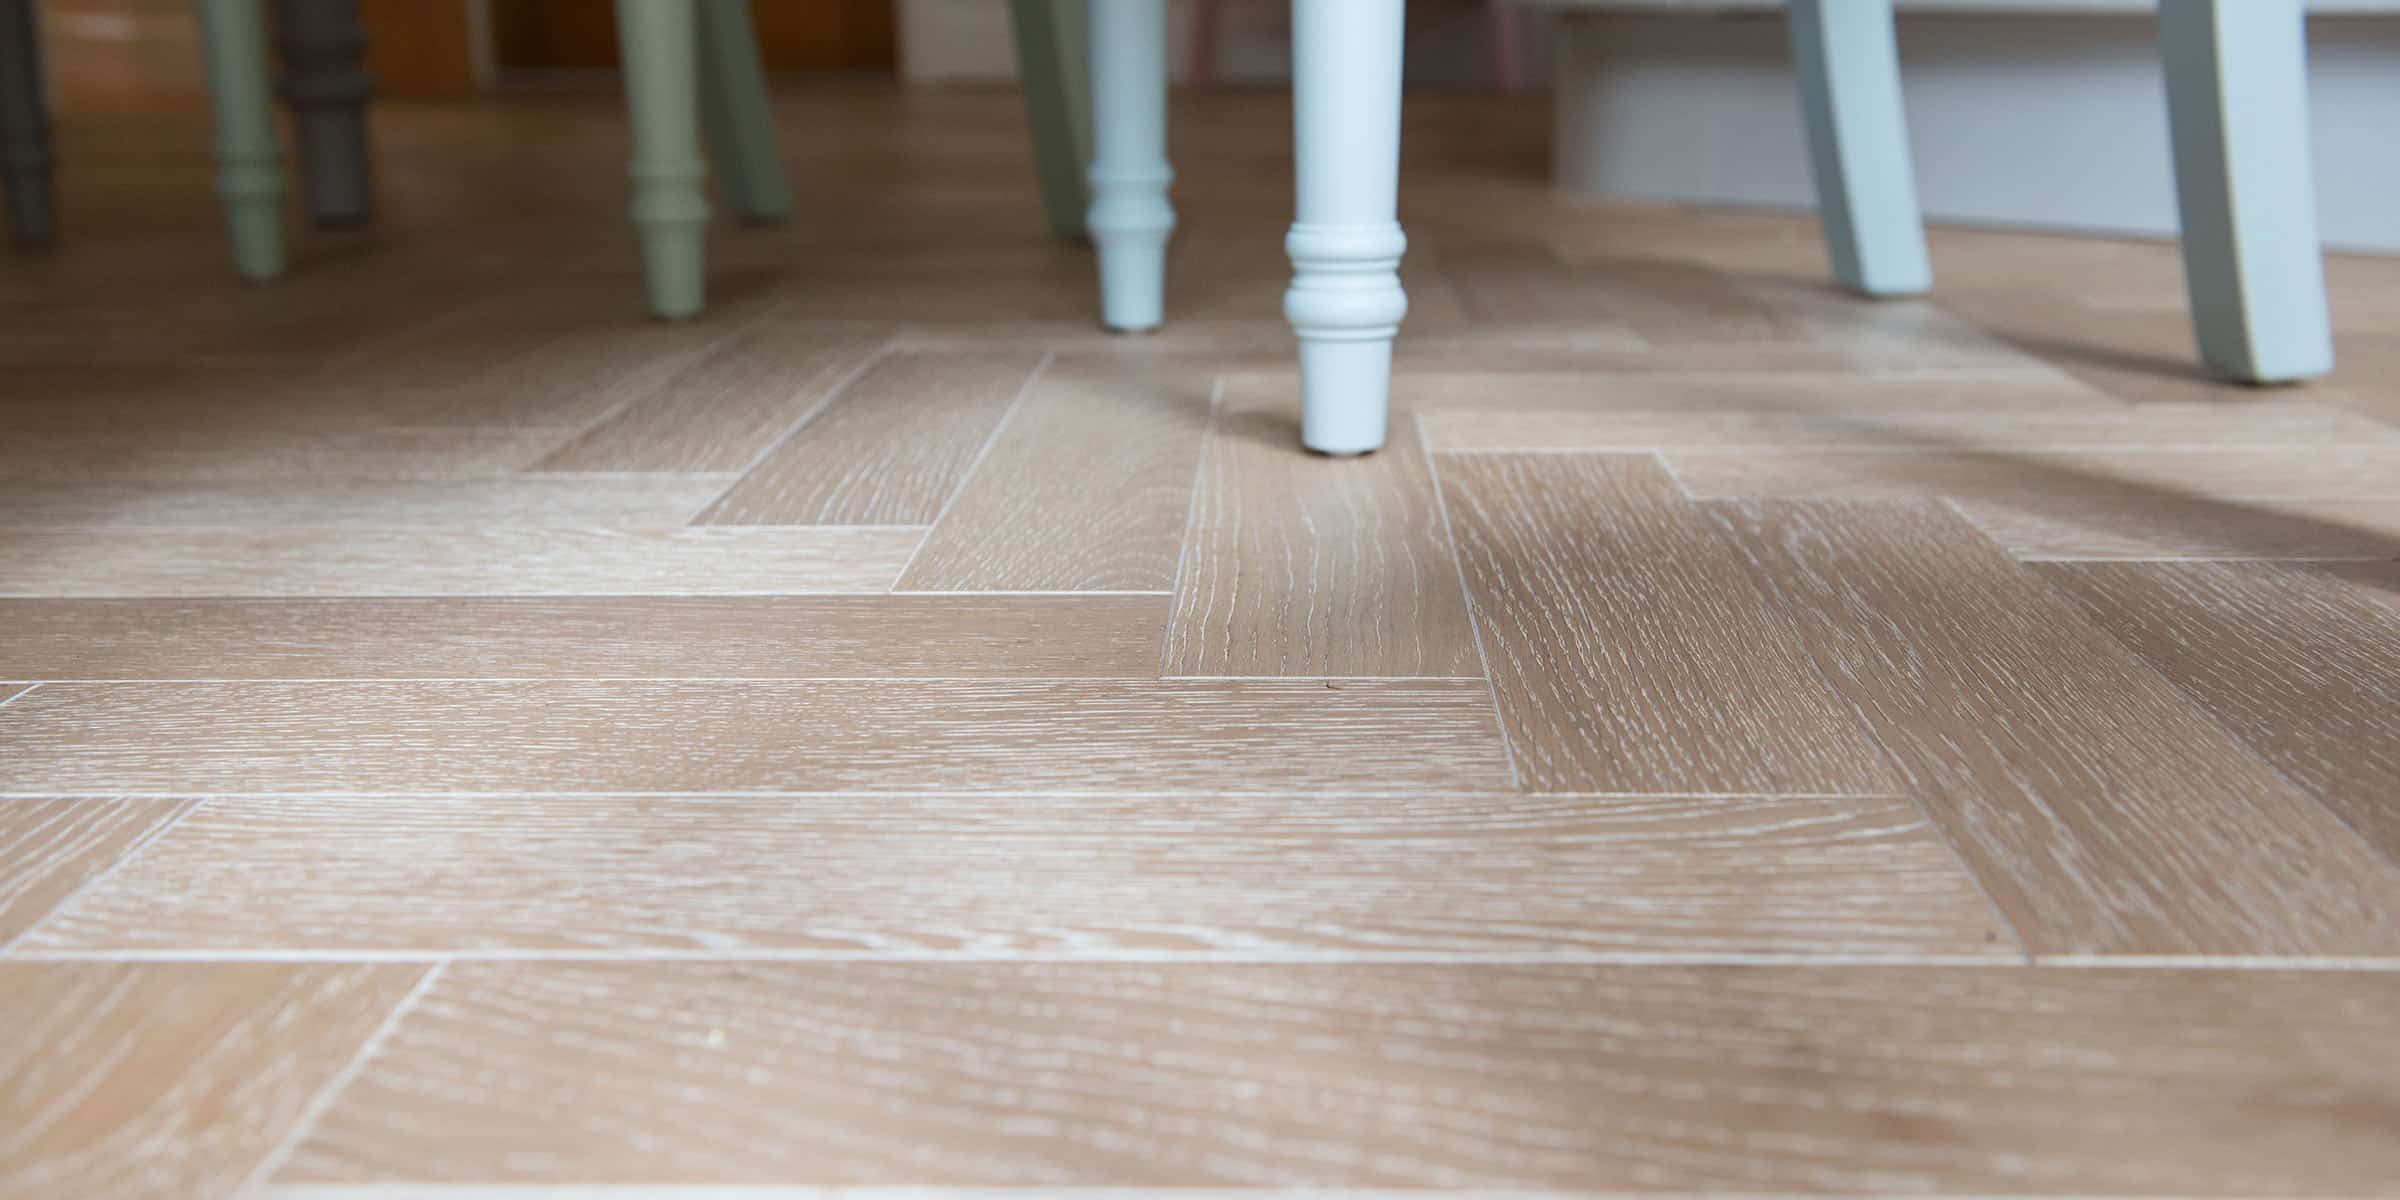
[[1011, 0, 1091, 240], [1788, 0, 1930, 297], [193, 0, 286, 281], [2159, 0, 2332, 383], [695, 0, 788, 224], [615, 0, 709, 319]]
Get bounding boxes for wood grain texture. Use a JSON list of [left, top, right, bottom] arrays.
[[535, 324, 890, 472], [1435, 453, 1896, 794], [1163, 378, 1479, 677], [897, 355, 1212, 592], [1397, 367, 2106, 419], [1667, 445, 2400, 502], [1714, 500, 2400, 957], [394, 318, 751, 430], [695, 350, 1041, 525], [0, 477, 737, 530], [0, 797, 197, 946], [0, 962, 427, 1200], [279, 962, 2400, 1192], [2038, 561, 2400, 863], [0, 428, 562, 482], [28, 792, 2009, 956], [1422, 397, 2378, 454], [1443, 246, 1787, 343], [0, 680, 1512, 794], [1958, 494, 2400, 561], [0, 527, 922, 597], [0, 595, 1171, 679], [0, 366, 396, 430]]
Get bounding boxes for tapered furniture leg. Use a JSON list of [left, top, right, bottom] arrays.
[[1285, 0, 1407, 456], [273, 0, 372, 228], [2159, 0, 2332, 382], [1084, 0, 1172, 331], [0, 0, 54, 248], [194, 0, 287, 280], [1011, 0, 1090, 239], [695, 0, 788, 223], [615, 0, 708, 319], [1788, 0, 1929, 297]]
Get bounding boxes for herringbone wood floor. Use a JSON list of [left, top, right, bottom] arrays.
[[3, 83, 2398, 1199]]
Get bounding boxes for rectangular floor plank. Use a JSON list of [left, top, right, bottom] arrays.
[[0, 962, 428, 1200], [277, 963, 2400, 1192], [1713, 499, 2400, 956], [1443, 246, 1789, 343], [695, 350, 1040, 525], [0, 527, 922, 597], [897, 354, 1213, 591], [0, 477, 736, 531], [1400, 367, 2109, 422], [534, 324, 891, 472], [27, 792, 2010, 957], [1668, 446, 2400, 502], [0, 680, 1511, 794], [1163, 377, 1480, 676], [0, 428, 562, 483], [1434, 452, 1897, 794], [0, 595, 1170, 680], [1959, 494, 2400, 561], [0, 797, 197, 946], [1424, 397, 2377, 454], [2038, 561, 2400, 864]]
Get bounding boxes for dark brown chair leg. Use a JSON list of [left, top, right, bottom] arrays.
[[0, 0, 56, 248]]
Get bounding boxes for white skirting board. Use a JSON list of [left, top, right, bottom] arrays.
[[1551, 10, 2400, 253]]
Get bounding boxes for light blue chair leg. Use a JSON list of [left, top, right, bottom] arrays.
[[695, 0, 789, 224], [1788, 0, 1930, 297], [615, 0, 709, 318], [2159, 0, 2332, 383], [1011, 0, 1091, 240], [193, 0, 287, 281], [1083, 0, 1172, 331]]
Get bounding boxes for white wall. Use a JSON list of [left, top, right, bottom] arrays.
[[1550, 10, 2400, 252]]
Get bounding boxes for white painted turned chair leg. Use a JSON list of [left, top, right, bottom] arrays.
[[1084, 0, 1172, 331], [1788, 0, 1930, 297], [2159, 0, 2332, 383], [1285, 0, 1408, 456]]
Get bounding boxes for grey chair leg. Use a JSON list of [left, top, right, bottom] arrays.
[[1011, 0, 1091, 240], [695, 0, 789, 223], [273, 0, 373, 228], [0, 0, 57, 248]]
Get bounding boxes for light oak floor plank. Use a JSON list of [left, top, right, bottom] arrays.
[[1958, 494, 2400, 561], [1443, 246, 1790, 343], [0, 366, 402, 430], [1397, 368, 2111, 424], [1434, 453, 1897, 794], [0, 797, 197, 947], [897, 355, 1213, 592], [0, 527, 923, 597], [1668, 446, 2400, 502], [1163, 378, 1480, 677], [534, 324, 892, 472], [0, 961, 428, 1200], [0, 477, 737, 531], [2037, 561, 2400, 864], [276, 962, 2400, 1192], [1713, 499, 2400, 956], [25, 792, 2011, 957], [0, 680, 1512, 795], [0, 429, 564, 483], [695, 350, 1042, 525], [393, 316, 762, 431], [1425, 398, 2377, 455], [0, 595, 1172, 680]]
